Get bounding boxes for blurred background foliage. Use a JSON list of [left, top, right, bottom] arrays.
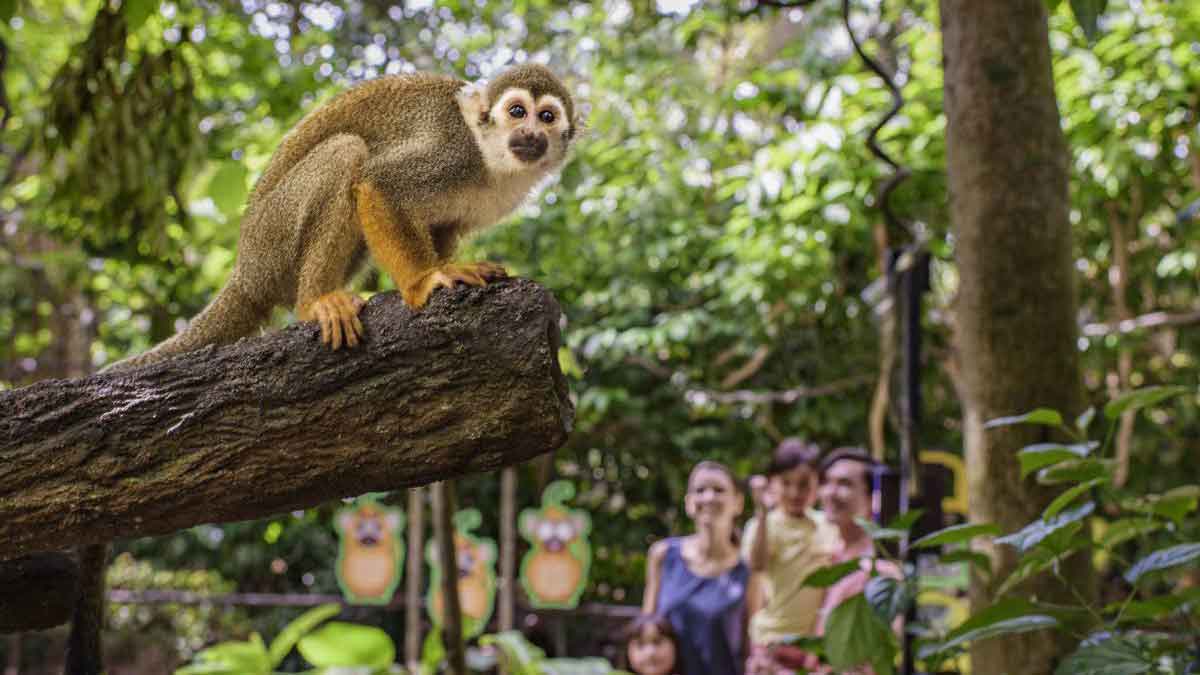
[[1, 0, 1198, 667]]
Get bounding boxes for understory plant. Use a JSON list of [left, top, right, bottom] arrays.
[[788, 385, 1200, 674]]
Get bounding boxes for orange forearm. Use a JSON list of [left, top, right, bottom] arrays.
[[355, 182, 436, 287]]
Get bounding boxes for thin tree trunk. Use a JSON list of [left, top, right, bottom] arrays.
[[405, 487, 425, 671], [1105, 199, 1138, 487], [939, 1, 1093, 672], [498, 466, 517, 631], [431, 481, 466, 675]]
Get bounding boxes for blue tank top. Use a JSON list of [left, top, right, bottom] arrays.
[[655, 537, 748, 675]]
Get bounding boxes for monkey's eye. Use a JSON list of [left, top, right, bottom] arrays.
[[539, 110, 555, 124], [508, 104, 527, 119]]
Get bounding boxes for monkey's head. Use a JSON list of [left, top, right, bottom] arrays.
[[338, 505, 399, 549], [520, 505, 586, 553], [460, 64, 579, 176]]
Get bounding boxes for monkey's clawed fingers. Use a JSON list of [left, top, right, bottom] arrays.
[[304, 291, 366, 350], [403, 261, 510, 309]]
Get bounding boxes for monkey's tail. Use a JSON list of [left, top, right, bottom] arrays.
[[102, 281, 274, 373]]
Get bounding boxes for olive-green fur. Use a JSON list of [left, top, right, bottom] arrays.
[[105, 66, 573, 372]]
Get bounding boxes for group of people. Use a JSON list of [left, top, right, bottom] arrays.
[[622, 440, 899, 675]]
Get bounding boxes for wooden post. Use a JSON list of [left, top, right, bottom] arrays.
[[405, 487, 425, 671], [431, 481, 466, 675], [498, 466, 517, 631]]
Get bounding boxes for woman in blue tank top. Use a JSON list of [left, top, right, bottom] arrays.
[[643, 461, 749, 675]]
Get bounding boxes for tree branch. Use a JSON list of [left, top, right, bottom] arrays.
[[0, 280, 573, 561], [1081, 308, 1200, 337]]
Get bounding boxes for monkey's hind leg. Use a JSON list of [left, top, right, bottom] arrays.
[[290, 135, 371, 349]]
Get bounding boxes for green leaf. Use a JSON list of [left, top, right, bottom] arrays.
[[865, 575, 912, 623], [187, 635, 271, 675], [913, 523, 1001, 550], [1098, 518, 1163, 550], [206, 161, 249, 219], [938, 550, 993, 577], [1037, 459, 1113, 486], [1122, 486, 1200, 525], [995, 543, 1078, 597], [1018, 442, 1097, 479], [1124, 543, 1200, 585], [1068, 0, 1108, 42], [823, 594, 897, 675], [802, 560, 861, 588], [122, 0, 158, 31], [885, 509, 925, 534], [984, 408, 1064, 430], [919, 598, 1059, 658], [997, 501, 1094, 553], [1106, 587, 1200, 623], [0, 0, 16, 23], [267, 603, 341, 667], [1044, 478, 1107, 520], [1054, 636, 1153, 675], [297, 622, 396, 668], [1103, 385, 1190, 421]]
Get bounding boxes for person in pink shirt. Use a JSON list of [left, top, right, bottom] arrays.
[[812, 447, 903, 674]]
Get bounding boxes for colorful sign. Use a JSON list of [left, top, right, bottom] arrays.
[[519, 480, 592, 609], [335, 496, 404, 605], [426, 508, 496, 638]]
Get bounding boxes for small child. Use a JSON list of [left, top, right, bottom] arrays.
[[743, 438, 840, 675], [623, 613, 681, 675]]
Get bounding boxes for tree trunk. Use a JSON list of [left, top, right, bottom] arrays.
[[0, 280, 572, 563], [939, 1, 1092, 673], [498, 466, 517, 631]]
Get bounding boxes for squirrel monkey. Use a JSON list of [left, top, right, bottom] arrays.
[[68, 64, 578, 674], [108, 63, 578, 369]]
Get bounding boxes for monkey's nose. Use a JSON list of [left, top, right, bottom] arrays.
[[510, 133, 548, 162]]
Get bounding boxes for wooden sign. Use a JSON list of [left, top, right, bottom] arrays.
[[519, 480, 592, 609], [335, 496, 404, 605], [426, 509, 496, 637]]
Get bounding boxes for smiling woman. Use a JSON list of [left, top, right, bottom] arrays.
[[641, 461, 749, 675]]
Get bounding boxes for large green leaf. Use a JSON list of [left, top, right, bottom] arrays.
[[267, 603, 341, 667], [1044, 478, 1107, 520], [984, 408, 1065, 430], [1106, 587, 1200, 623], [1036, 459, 1113, 485], [823, 594, 897, 675], [206, 161, 250, 220], [1122, 485, 1200, 525], [1098, 518, 1163, 550], [802, 560, 862, 588], [1018, 442, 1097, 479], [885, 509, 925, 533], [917, 598, 1059, 658], [1124, 543, 1200, 585], [913, 523, 1001, 550], [183, 634, 271, 675], [997, 501, 1094, 553], [296, 621, 396, 669], [1054, 636, 1152, 675], [1103, 385, 1190, 421], [122, 0, 158, 31], [865, 575, 912, 624]]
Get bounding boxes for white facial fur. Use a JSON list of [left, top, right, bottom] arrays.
[[453, 82, 573, 229]]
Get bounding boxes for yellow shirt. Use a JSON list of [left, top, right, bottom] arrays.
[[742, 508, 841, 644]]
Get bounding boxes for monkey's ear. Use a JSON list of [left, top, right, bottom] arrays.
[[457, 81, 491, 124]]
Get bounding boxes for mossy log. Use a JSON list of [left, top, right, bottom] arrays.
[[0, 280, 572, 628]]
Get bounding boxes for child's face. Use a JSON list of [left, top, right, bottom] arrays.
[[778, 464, 818, 517], [628, 623, 677, 675]]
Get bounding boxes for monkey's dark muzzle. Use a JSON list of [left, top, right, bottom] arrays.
[[510, 133, 548, 162]]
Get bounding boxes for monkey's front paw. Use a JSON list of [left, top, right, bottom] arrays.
[[402, 261, 509, 308], [301, 291, 366, 350]]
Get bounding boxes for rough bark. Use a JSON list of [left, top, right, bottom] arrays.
[[0, 279, 572, 563], [939, 1, 1093, 672]]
